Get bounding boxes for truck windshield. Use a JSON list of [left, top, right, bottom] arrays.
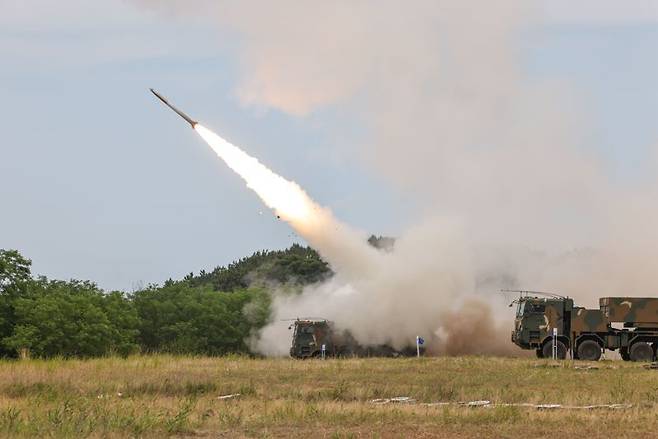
[[527, 303, 545, 313]]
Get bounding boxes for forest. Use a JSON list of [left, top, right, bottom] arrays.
[[0, 244, 336, 358]]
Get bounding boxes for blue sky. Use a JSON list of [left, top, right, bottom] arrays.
[[0, 1, 656, 290], [526, 22, 657, 180]]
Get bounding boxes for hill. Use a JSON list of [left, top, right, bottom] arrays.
[[182, 243, 331, 292]]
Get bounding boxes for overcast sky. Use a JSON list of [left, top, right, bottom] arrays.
[[1, 0, 656, 291]]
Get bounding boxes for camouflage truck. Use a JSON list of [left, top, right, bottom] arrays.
[[510, 291, 658, 361], [288, 319, 419, 359]]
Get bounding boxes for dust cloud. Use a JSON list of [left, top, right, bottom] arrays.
[[137, 1, 658, 356]]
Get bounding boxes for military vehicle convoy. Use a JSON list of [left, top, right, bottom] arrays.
[[289, 319, 419, 359], [511, 291, 658, 361]]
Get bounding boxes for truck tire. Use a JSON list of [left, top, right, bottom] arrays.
[[629, 342, 654, 362], [576, 340, 601, 361], [337, 347, 354, 358], [620, 347, 630, 361], [542, 340, 567, 360]]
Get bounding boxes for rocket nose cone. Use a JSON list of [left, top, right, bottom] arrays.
[[150, 88, 163, 100], [149, 88, 198, 128]]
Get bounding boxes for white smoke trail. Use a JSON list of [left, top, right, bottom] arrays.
[[194, 124, 382, 279], [195, 124, 313, 223]]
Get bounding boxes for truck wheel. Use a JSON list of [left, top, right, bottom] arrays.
[[629, 342, 654, 362], [576, 340, 601, 361], [337, 348, 353, 358], [535, 348, 544, 358], [620, 347, 630, 361], [542, 340, 567, 360]]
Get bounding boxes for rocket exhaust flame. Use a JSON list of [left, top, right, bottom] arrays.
[[194, 124, 313, 222]]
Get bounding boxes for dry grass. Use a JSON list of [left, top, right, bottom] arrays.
[[0, 355, 656, 437]]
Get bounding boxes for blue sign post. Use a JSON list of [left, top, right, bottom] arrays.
[[416, 336, 425, 357]]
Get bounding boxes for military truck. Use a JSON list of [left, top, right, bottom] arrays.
[[289, 319, 419, 359], [510, 291, 658, 361]]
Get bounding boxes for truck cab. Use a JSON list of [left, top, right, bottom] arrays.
[[289, 319, 334, 359], [511, 294, 573, 359]]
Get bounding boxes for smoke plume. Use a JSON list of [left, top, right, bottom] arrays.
[[138, 1, 658, 356]]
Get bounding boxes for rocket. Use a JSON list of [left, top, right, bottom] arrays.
[[150, 88, 198, 128]]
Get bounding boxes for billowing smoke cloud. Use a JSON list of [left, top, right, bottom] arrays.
[[137, 1, 658, 355], [255, 217, 479, 355]]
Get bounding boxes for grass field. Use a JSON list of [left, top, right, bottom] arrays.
[[0, 355, 656, 438]]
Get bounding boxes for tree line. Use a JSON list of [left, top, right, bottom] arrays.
[[0, 237, 393, 358], [0, 245, 329, 358]]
